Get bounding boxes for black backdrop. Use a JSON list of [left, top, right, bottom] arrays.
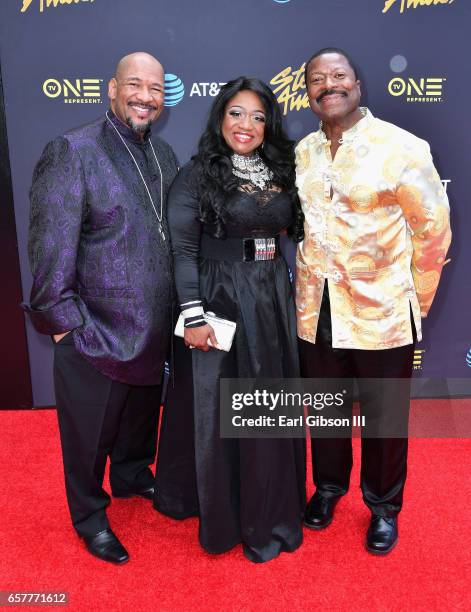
[[0, 0, 469, 407]]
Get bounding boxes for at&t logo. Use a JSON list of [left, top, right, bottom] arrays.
[[388, 76, 446, 103], [21, 0, 95, 14], [164, 74, 185, 107], [466, 348, 471, 368], [189, 82, 226, 97], [42, 78, 103, 104]]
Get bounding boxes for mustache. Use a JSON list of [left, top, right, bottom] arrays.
[[316, 89, 347, 103]]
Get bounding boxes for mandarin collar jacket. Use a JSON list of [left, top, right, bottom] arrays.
[[295, 108, 451, 350]]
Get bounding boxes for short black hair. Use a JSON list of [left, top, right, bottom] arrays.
[[304, 47, 359, 84]]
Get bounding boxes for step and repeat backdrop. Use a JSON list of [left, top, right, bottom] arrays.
[[0, 0, 469, 406]]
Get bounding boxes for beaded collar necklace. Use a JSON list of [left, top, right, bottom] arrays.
[[231, 151, 274, 191]]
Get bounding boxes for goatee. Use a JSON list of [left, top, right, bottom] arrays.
[[126, 117, 152, 136]]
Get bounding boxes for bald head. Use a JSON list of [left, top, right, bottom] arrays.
[[109, 52, 165, 138], [115, 52, 164, 81]]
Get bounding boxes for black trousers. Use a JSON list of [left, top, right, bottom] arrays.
[[299, 284, 415, 518], [154, 336, 199, 519], [53, 333, 161, 538]]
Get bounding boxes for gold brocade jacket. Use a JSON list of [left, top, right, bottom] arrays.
[[295, 108, 451, 350]]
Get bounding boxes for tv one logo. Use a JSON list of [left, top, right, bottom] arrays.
[[42, 78, 103, 104], [388, 77, 446, 103]]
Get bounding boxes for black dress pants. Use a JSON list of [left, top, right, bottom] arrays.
[[53, 333, 161, 538], [299, 284, 415, 518], [154, 336, 199, 519]]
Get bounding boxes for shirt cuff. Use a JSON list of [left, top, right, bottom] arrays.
[[180, 300, 206, 328], [22, 298, 83, 335]]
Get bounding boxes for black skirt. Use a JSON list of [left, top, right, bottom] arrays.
[[156, 166, 306, 562], [156, 254, 306, 563]]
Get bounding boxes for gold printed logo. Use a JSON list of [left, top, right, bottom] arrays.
[[413, 349, 425, 370], [383, 0, 454, 15], [42, 78, 103, 104], [21, 0, 94, 14], [388, 76, 446, 103], [270, 64, 309, 116]]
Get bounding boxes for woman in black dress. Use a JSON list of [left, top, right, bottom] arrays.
[[159, 77, 305, 563]]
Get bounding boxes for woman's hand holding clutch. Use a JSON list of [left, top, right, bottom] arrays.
[[184, 324, 219, 352]]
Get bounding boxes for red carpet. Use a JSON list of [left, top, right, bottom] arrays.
[[0, 404, 470, 611]]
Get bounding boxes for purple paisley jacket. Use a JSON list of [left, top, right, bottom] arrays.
[[24, 112, 178, 385]]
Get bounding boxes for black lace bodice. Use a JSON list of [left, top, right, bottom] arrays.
[[167, 161, 295, 305]]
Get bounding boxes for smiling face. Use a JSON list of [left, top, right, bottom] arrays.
[[220, 90, 266, 156], [306, 52, 361, 125], [108, 53, 165, 136]]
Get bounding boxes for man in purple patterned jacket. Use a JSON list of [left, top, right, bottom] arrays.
[[24, 52, 179, 564]]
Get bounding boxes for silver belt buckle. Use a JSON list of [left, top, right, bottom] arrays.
[[254, 238, 264, 261], [254, 238, 276, 261]]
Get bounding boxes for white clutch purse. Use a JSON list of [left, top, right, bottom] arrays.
[[174, 311, 237, 352]]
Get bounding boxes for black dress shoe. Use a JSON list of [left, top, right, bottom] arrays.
[[304, 491, 341, 530], [113, 486, 154, 501], [83, 529, 129, 564], [366, 515, 398, 555]]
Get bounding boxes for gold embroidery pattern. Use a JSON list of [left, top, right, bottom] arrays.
[[295, 108, 451, 349]]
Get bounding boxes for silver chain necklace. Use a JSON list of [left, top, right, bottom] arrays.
[[105, 111, 166, 241], [231, 151, 273, 190]]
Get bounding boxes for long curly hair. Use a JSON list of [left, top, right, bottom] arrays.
[[192, 76, 304, 242]]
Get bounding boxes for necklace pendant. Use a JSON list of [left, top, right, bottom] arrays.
[[159, 224, 166, 241]]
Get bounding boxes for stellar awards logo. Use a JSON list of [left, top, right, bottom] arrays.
[[21, 0, 95, 14], [382, 0, 455, 15], [466, 348, 471, 369], [270, 63, 308, 116], [42, 78, 103, 104]]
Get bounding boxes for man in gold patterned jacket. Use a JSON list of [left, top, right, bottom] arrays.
[[296, 47, 451, 554]]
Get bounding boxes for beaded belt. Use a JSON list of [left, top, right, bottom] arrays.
[[200, 234, 280, 263], [244, 237, 277, 261]]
